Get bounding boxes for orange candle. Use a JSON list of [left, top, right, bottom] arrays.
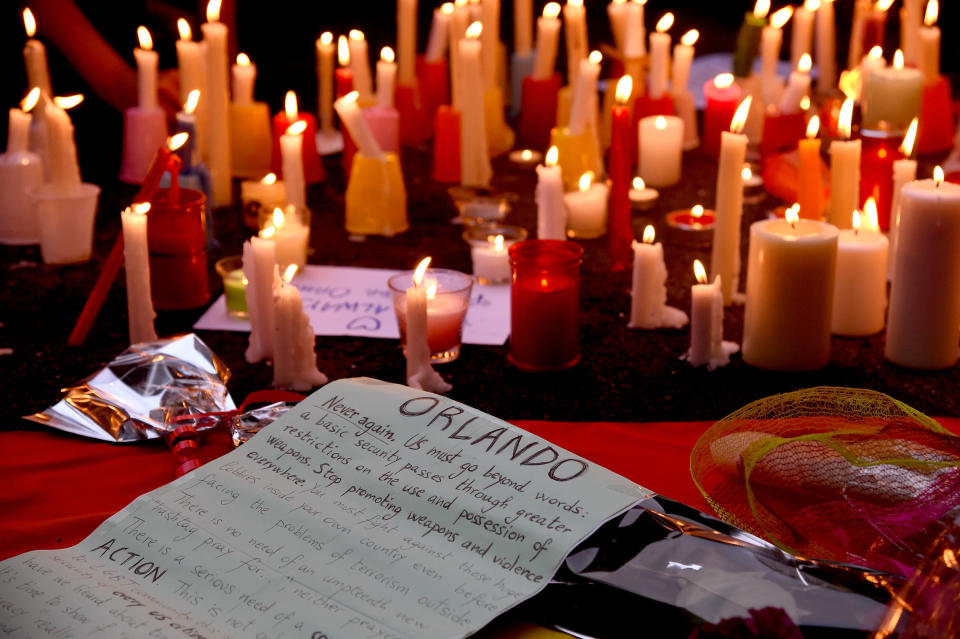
[[798, 116, 824, 220]]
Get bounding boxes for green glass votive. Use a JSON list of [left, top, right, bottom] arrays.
[[215, 255, 248, 318]]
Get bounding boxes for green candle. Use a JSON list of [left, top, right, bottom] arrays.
[[215, 256, 248, 317], [733, 4, 769, 78]]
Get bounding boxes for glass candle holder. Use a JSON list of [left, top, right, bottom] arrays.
[[258, 205, 311, 271], [215, 255, 247, 318], [147, 187, 210, 310], [462, 224, 528, 285], [388, 268, 473, 363], [508, 240, 583, 372]]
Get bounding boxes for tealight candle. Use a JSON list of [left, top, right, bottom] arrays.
[[272, 265, 328, 391], [508, 148, 543, 168], [832, 205, 888, 336], [564, 171, 609, 238], [464, 224, 527, 284], [121, 202, 158, 344], [638, 115, 683, 187], [666, 204, 715, 231], [628, 226, 689, 330], [686, 260, 738, 370], [629, 177, 660, 209], [711, 97, 751, 304]]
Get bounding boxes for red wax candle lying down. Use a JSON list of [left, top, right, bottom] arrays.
[[509, 240, 583, 372]]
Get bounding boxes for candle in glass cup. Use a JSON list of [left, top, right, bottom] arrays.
[[389, 266, 473, 363], [464, 224, 527, 284]]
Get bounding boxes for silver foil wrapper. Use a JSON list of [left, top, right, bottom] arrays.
[[25, 334, 235, 442], [230, 402, 293, 447]]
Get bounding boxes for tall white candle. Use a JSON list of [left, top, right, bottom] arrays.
[[638, 115, 683, 187], [532, 3, 562, 80], [888, 118, 918, 280], [568, 51, 601, 136], [686, 262, 738, 369], [886, 173, 960, 369], [622, 0, 646, 58], [564, 0, 588, 87], [334, 91, 383, 158], [779, 54, 812, 114], [671, 30, 699, 95], [459, 22, 492, 187], [121, 203, 158, 344], [231, 53, 256, 105], [397, 0, 418, 86], [760, 7, 792, 105], [202, 0, 232, 207], [607, 0, 627, 53], [831, 205, 888, 336], [316, 32, 335, 132], [848, 0, 870, 69], [828, 99, 860, 230], [405, 258, 453, 393], [901, 0, 922, 66], [628, 226, 689, 329], [269, 208, 309, 271], [376, 47, 397, 109], [648, 13, 674, 100], [814, 0, 836, 93], [481, 0, 501, 89], [348, 30, 374, 102], [919, 0, 940, 84], [7, 106, 32, 154], [176, 19, 207, 162], [280, 121, 307, 211], [449, 1, 470, 109], [790, 0, 818, 69], [426, 5, 453, 62], [134, 26, 158, 111], [272, 265, 327, 391], [536, 146, 566, 240], [515, 0, 533, 54], [22, 9, 52, 97], [710, 98, 751, 304], [243, 230, 277, 363]]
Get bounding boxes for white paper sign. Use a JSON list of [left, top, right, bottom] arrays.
[[193, 265, 511, 346]]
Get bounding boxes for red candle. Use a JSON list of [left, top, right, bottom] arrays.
[[508, 240, 583, 372], [917, 76, 954, 154], [417, 55, 449, 127], [518, 73, 562, 150], [702, 74, 741, 158], [270, 91, 324, 184], [147, 187, 209, 310], [608, 76, 634, 272], [336, 35, 356, 177], [759, 110, 805, 156], [859, 130, 901, 230], [432, 105, 461, 183], [631, 93, 674, 167], [860, 8, 887, 53]]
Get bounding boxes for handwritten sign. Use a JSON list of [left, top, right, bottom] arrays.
[[194, 265, 511, 346], [0, 379, 646, 638]]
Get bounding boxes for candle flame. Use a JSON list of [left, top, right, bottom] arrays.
[[493, 234, 505, 251], [615, 75, 633, 104], [271, 207, 286, 229], [868, 45, 883, 59], [545, 146, 559, 166], [380, 46, 395, 63], [588, 50, 602, 65], [633, 177, 645, 190], [338, 35, 350, 66], [693, 260, 707, 284], [261, 172, 277, 185], [691, 204, 704, 219], [137, 26, 153, 51], [21, 87, 40, 112], [261, 225, 276, 239], [944, 548, 959, 569], [798, 53, 812, 73], [785, 205, 799, 225], [875, 0, 894, 11], [184, 89, 200, 114], [838, 97, 854, 139], [804, 0, 821, 10], [425, 283, 438, 299], [838, 68, 859, 100], [168, 132, 189, 151], [349, 29, 365, 41], [23, 8, 36, 37], [284, 90, 298, 121], [286, 120, 307, 136], [578, 171, 594, 191], [714, 73, 735, 89], [730, 96, 752, 134], [441, 2, 455, 14], [544, 3, 561, 19], [893, 49, 904, 69], [900, 117, 918, 156], [413, 257, 432, 287], [770, 6, 793, 29], [132, 202, 151, 215], [177, 18, 192, 41], [282, 264, 298, 283], [681, 29, 699, 47], [520, 149, 533, 161], [741, 166, 752, 181], [800, 95, 811, 110], [805, 115, 820, 138], [206, 0, 221, 23], [320, 31, 333, 46], [925, 0, 938, 26], [340, 90, 360, 105], [642, 225, 655, 244], [54, 94, 84, 109], [568, 0, 583, 6], [466, 21, 483, 38], [934, 166, 944, 184], [236, 52, 251, 66], [655, 116, 667, 130], [852, 209, 861, 230], [864, 197, 879, 230], [656, 12, 674, 32], [753, 0, 771, 20]]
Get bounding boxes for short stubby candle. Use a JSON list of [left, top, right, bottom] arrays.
[[831, 207, 888, 336], [463, 224, 527, 285], [861, 50, 923, 132], [564, 171, 609, 239], [388, 267, 473, 363], [638, 115, 683, 187]]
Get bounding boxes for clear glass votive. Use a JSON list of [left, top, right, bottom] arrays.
[[462, 223, 528, 285], [215, 255, 247, 318], [447, 186, 514, 225], [388, 268, 473, 363], [258, 204, 311, 271]]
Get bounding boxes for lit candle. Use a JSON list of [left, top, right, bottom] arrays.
[[425, 5, 452, 62], [702, 73, 741, 158], [646, 12, 673, 100], [134, 26, 158, 111], [176, 19, 207, 161], [21, 8, 52, 97], [175, 90, 200, 173], [710, 97, 751, 304], [622, 0, 646, 59], [798, 115, 824, 219], [638, 115, 683, 187], [316, 32, 335, 132], [568, 50, 601, 136], [686, 260, 738, 369], [121, 202, 157, 344], [231, 52, 256, 106], [628, 225, 689, 329], [919, 0, 940, 84], [733, 0, 769, 78], [280, 121, 307, 211], [397, 0, 418, 86], [564, 171, 609, 238], [607, 0, 627, 52], [271, 91, 323, 185], [202, 0, 231, 207], [0, 89, 44, 243], [901, 0, 923, 66], [470, 233, 510, 283], [532, 3, 562, 80], [861, 50, 923, 131], [885, 170, 960, 369], [243, 226, 277, 363], [779, 54, 812, 114], [334, 91, 382, 158], [759, 7, 793, 103], [376, 46, 397, 109], [241, 171, 285, 215], [814, 0, 837, 94], [831, 202, 888, 336], [629, 177, 660, 208], [403, 258, 453, 392], [563, 0, 588, 87], [272, 265, 328, 391], [888, 118, 918, 279], [828, 98, 860, 230], [42, 93, 82, 188], [861, 0, 893, 54], [458, 22, 492, 187], [348, 30, 373, 102], [508, 148, 543, 167], [608, 77, 634, 269], [743, 208, 839, 370], [449, 0, 470, 109], [536, 146, 566, 240], [791, 0, 818, 69], [671, 29, 699, 95], [336, 35, 354, 98]]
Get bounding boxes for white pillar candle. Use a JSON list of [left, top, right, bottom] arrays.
[[710, 98, 751, 305], [397, 0, 418, 86], [743, 214, 839, 371], [628, 226, 689, 329], [638, 115, 683, 187], [563, 171, 609, 238], [22, 9, 52, 97], [622, 0, 646, 58], [671, 30, 699, 95], [567, 51, 601, 136], [607, 0, 627, 53], [814, 0, 836, 94], [176, 19, 207, 162], [885, 174, 960, 369], [648, 13, 674, 100], [901, 0, 922, 66], [536, 146, 566, 240], [861, 51, 923, 131], [686, 262, 738, 370], [459, 23, 492, 187], [779, 54, 812, 114], [202, 0, 232, 207], [760, 8, 792, 106], [405, 259, 453, 393], [470, 234, 511, 282], [376, 47, 397, 109], [231, 53, 256, 106], [243, 231, 277, 363], [426, 5, 452, 62], [121, 203, 157, 344], [449, 1, 470, 109], [888, 118, 918, 280], [563, 0, 588, 87], [532, 3, 562, 80], [515, 0, 533, 54], [42, 98, 82, 189], [280, 121, 307, 211], [481, 0, 501, 90], [919, 1, 940, 84], [828, 99, 860, 230], [831, 208, 888, 336], [348, 30, 374, 102], [272, 266, 327, 391], [791, 0, 818, 69], [316, 32, 335, 132], [134, 27, 158, 111], [334, 91, 383, 157]]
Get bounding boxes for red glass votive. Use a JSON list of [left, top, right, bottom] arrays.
[[508, 240, 583, 372], [702, 78, 741, 158], [631, 94, 674, 167], [395, 83, 431, 147], [433, 106, 461, 183], [147, 187, 209, 310], [417, 56, 449, 127], [270, 112, 325, 183], [518, 73, 562, 150], [759, 110, 806, 156], [917, 76, 954, 154], [859, 129, 902, 231]]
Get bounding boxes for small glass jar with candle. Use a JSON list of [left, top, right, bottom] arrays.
[[258, 205, 311, 272], [462, 224, 528, 284], [447, 186, 514, 225], [147, 187, 209, 310], [388, 268, 473, 363], [215, 255, 248, 318]]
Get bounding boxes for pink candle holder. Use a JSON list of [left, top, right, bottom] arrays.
[[917, 76, 954, 154], [388, 268, 473, 363], [518, 73, 562, 150], [760, 110, 806, 156], [433, 106, 461, 183], [147, 187, 210, 310], [120, 107, 168, 184]]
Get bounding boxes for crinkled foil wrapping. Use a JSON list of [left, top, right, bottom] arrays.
[[230, 402, 293, 447], [25, 334, 235, 442]]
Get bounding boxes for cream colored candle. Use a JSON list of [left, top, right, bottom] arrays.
[[334, 91, 383, 157], [861, 50, 923, 130], [832, 205, 888, 336], [42, 97, 82, 189], [121, 203, 157, 344], [481, 0, 501, 89], [628, 226, 688, 329], [847, 0, 871, 69], [348, 30, 374, 102], [405, 258, 452, 393], [458, 22, 492, 187], [779, 54, 811, 114], [280, 121, 306, 211], [743, 212, 839, 371], [919, 1, 940, 84], [272, 265, 327, 391], [901, 0, 922, 65], [790, 0, 818, 69], [888, 118, 918, 280], [397, 0, 418, 86], [623, 0, 646, 58], [270, 207, 309, 275], [22, 9, 52, 97], [232, 53, 256, 105], [648, 13, 674, 100], [176, 19, 207, 161], [533, 3, 562, 80], [672, 30, 698, 95], [638, 115, 683, 187], [828, 98, 860, 230], [202, 0, 231, 207], [376, 47, 397, 109], [515, 0, 533, 54], [316, 33, 335, 132], [563, 0, 588, 86], [686, 261, 738, 370], [710, 98, 751, 305], [759, 7, 792, 105], [425, 5, 452, 62], [886, 174, 960, 369], [607, 0, 627, 52], [564, 171, 608, 238], [814, 0, 836, 94], [536, 146, 566, 240], [449, 1, 470, 109], [134, 27, 158, 111], [567, 51, 601, 136], [243, 229, 277, 363]]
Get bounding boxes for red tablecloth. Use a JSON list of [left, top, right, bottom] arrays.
[[0, 420, 714, 561]]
